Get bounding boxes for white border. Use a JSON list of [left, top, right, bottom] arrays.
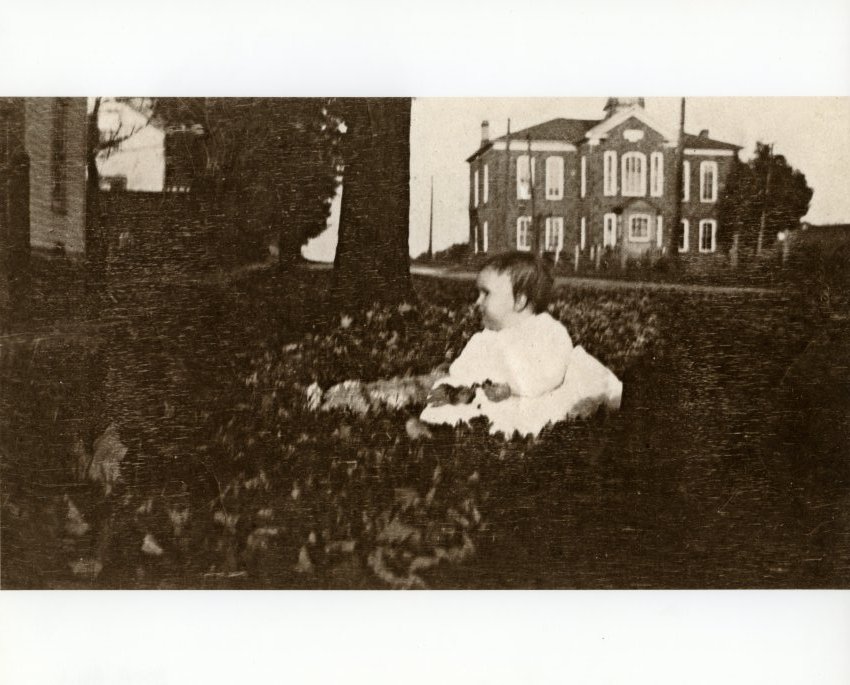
[[1, 2, 848, 685]]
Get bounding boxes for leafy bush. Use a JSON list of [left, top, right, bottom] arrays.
[[1, 276, 661, 589]]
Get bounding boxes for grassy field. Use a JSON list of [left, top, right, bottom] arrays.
[[1, 268, 847, 588]]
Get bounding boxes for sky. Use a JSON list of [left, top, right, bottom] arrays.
[[303, 97, 850, 261]]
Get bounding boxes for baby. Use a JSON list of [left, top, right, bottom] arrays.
[[318, 251, 622, 438], [418, 251, 622, 437]]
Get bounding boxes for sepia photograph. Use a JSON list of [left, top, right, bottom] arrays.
[[0, 2, 848, 683], [2, 94, 847, 590]]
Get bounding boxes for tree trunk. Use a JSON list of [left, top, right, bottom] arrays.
[[332, 98, 413, 310], [85, 98, 106, 317], [0, 99, 30, 329]]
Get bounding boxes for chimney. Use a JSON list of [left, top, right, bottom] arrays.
[[699, 129, 709, 138], [480, 120, 490, 145]]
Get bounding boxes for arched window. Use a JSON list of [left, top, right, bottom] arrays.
[[650, 152, 664, 196], [580, 156, 587, 198], [679, 219, 690, 252], [699, 219, 717, 252], [603, 150, 617, 196], [473, 169, 479, 207], [517, 155, 534, 199], [516, 216, 532, 251], [622, 152, 647, 196], [700, 161, 718, 202], [544, 217, 564, 251], [545, 156, 564, 199], [603, 213, 617, 247]]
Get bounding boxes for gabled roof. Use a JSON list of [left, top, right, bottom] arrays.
[[682, 132, 741, 151], [583, 104, 678, 143], [466, 117, 599, 162], [495, 117, 601, 144], [467, 107, 743, 162]]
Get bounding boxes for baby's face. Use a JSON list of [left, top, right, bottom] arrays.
[[475, 268, 519, 331]]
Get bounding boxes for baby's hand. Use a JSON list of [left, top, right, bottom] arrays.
[[427, 384, 452, 407], [482, 381, 511, 403], [428, 384, 476, 406]]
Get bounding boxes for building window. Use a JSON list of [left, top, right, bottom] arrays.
[[603, 150, 617, 196], [544, 217, 564, 251], [517, 155, 535, 200], [679, 219, 689, 252], [621, 151, 647, 197], [483, 164, 489, 204], [51, 98, 69, 215], [473, 224, 479, 254], [482, 220, 489, 252], [682, 161, 691, 201], [603, 213, 617, 247], [700, 161, 718, 202], [516, 216, 532, 251], [656, 215, 664, 247], [580, 156, 587, 198], [545, 156, 563, 200], [650, 152, 664, 196], [473, 169, 479, 208], [580, 217, 587, 250], [699, 219, 717, 252], [629, 214, 651, 242]]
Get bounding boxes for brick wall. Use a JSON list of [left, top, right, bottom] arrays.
[[468, 114, 738, 263]]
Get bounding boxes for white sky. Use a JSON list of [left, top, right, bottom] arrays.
[[93, 96, 850, 261], [307, 97, 850, 261]]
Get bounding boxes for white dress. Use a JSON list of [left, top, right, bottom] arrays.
[[419, 313, 623, 438]]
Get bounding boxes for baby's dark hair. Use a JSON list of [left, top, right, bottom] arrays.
[[480, 251, 554, 313]]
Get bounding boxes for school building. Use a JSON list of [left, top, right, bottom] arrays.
[[466, 98, 741, 260]]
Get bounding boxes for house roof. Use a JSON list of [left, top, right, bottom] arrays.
[[583, 105, 678, 144], [495, 117, 601, 144], [682, 132, 741, 151], [468, 110, 742, 162], [466, 117, 600, 161]]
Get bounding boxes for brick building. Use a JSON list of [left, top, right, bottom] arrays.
[[467, 98, 741, 260]]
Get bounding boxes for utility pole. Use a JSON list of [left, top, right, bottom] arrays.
[[670, 97, 686, 259], [527, 134, 538, 254], [428, 175, 434, 260], [504, 119, 511, 250], [756, 143, 773, 257]]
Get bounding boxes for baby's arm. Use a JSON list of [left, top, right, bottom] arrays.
[[427, 332, 513, 405], [502, 320, 573, 397]]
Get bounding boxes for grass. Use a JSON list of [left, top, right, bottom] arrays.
[[1, 266, 847, 589]]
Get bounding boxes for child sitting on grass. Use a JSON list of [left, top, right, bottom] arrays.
[[417, 251, 621, 437], [317, 251, 622, 438]]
